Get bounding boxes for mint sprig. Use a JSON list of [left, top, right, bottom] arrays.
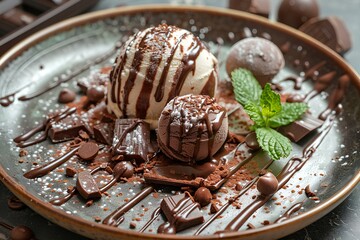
[[231, 68, 308, 160]]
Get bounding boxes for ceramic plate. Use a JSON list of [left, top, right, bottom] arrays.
[[0, 5, 359, 240]]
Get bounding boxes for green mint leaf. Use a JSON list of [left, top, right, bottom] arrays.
[[244, 102, 265, 128], [260, 84, 281, 120], [269, 102, 308, 128], [231, 68, 262, 106], [255, 127, 292, 160]]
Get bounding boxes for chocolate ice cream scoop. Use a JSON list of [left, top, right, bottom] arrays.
[[226, 37, 284, 86], [157, 94, 228, 163]]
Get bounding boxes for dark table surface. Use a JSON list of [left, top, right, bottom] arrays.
[[0, 0, 359, 239]]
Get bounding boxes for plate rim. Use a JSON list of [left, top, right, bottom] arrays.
[[0, 5, 359, 240]]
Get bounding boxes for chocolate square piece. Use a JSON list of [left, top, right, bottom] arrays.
[[48, 113, 90, 143], [93, 122, 114, 145], [76, 171, 101, 200], [112, 119, 150, 162], [159, 192, 204, 233], [278, 114, 324, 142]]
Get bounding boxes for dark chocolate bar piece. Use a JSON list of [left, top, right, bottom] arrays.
[[144, 143, 254, 190], [228, 0, 270, 18], [112, 119, 150, 162], [93, 122, 114, 145], [158, 192, 204, 233], [48, 113, 90, 143], [278, 114, 323, 142], [299, 16, 352, 55], [76, 171, 101, 200]]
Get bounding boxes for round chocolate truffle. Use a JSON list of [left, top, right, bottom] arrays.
[[194, 187, 212, 207], [257, 172, 278, 196], [10, 225, 34, 240], [226, 37, 284, 86], [157, 94, 228, 163], [58, 88, 76, 103], [277, 0, 320, 29]]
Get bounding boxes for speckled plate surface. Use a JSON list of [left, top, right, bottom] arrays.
[[0, 5, 359, 240]]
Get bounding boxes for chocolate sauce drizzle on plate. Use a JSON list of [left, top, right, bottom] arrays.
[[0, 46, 116, 108], [13, 107, 77, 148], [23, 145, 80, 179], [215, 114, 335, 235], [274, 202, 303, 223], [102, 186, 154, 227]]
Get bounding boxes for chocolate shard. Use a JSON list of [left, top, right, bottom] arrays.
[[228, 0, 270, 18], [76, 171, 101, 200], [144, 143, 253, 191], [278, 114, 323, 142], [299, 16, 352, 55], [144, 152, 219, 188], [48, 113, 91, 143], [158, 192, 204, 233], [112, 119, 150, 162], [93, 122, 114, 145]]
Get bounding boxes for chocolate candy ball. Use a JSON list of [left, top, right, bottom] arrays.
[[257, 172, 278, 196], [277, 0, 320, 29], [194, 187, 212, 207], [226, 37, 284, 86]]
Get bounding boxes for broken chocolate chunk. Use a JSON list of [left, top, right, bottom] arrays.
[[78, 142, 99, 161], [112, 119, 150, 162], [278, 114, 323, 142], [48, 113, 91, 143], [158, 192, 204, 234], [65, 166, 77, 177], [76, 171, 102, 200], [299, 16, 352, 55], [93, 122, 114, 145]]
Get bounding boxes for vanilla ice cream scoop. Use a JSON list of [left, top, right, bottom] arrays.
[[157, 94, 228, 163], [107, 24, 218, 129]]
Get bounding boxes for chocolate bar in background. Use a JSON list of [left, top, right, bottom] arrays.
[[228, 0, 270, 18], [112, 119, 151, 162], [0, 0, 99, 55], [278, 114, 324, 142]]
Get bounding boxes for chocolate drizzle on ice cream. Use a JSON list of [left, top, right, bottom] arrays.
[[107, 24, 218, 129]]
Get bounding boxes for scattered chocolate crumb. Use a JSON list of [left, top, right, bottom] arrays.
[[129, 221, 137, 229], [65, 166, 77, 177], [79, 130, 90, 140], [103, 207, 109, 211], [235, 183, 243, 191], [18, 159, 24, 163], [312, 196, 320, 201], [152, 192, 159, 198], [67, 186, 75, 193], [305, 185, 316, 198], [86, 200, 94, 207], [262, 220, 270, 225], [247, 223, 256, 229], [19, 149, 28, 157], [275, 202, 281, 205], [210, 202, 219, 214], [94, 216, 101, 222]]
